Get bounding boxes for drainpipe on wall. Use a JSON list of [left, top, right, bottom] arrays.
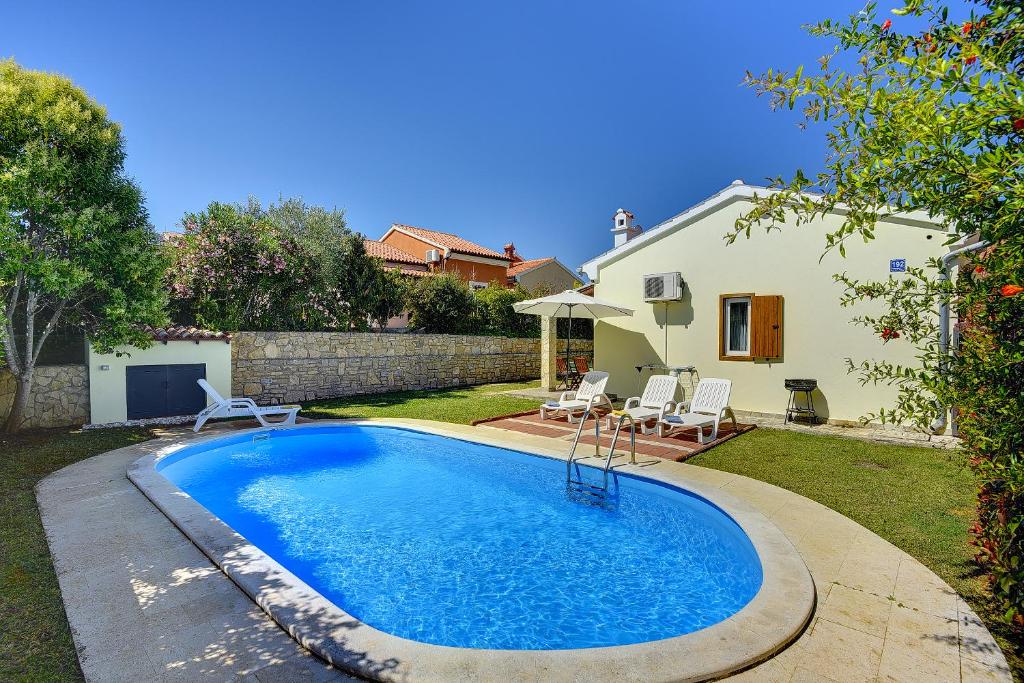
[[930, 240, 990, 435]]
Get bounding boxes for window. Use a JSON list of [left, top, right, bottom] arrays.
[[617, 218, 625, 226], [719, 293, 783, 361], [723, 296, 751, 356]]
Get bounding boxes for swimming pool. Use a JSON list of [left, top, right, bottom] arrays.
[[156, 424, 761, 650], [131, 420, 814, 681]]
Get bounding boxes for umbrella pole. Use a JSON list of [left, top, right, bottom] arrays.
[[566, 304, 573, 379]]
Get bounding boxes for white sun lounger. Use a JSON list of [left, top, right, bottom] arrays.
[[193, 379, 301, 432], [609, 374, 679, 435], [540, 371, 612, 424], [657, 377, 737, 443]]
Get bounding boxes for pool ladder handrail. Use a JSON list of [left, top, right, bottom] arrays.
[[566, 410, 637, 493]]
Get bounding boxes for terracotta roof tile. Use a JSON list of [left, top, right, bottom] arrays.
[[390, 224, 508, 260], [396, 266, 430, 277], [144, 325, 232, 342], [363, 239, 425, 265], [507, 257, 555, 278]]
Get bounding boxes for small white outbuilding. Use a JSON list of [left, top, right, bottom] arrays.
[[87, 326, 232, 426]]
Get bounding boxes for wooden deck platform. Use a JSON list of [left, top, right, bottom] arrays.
[[472, 408, 754, 461]]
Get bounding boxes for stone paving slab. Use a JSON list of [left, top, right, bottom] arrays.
[[37, 421, 1009, 682]]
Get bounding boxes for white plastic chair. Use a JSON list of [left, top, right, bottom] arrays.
[[193, 379, 301, 432], [540, 371, 612, 424], [610, 374, 679, 435], [657, 378, 737, 443]]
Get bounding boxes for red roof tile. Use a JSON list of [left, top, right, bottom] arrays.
[[396, 266, 430, 277], [507, 257, 555, 278], [144, 325, 231, 342], [364, 239, 425, 265], [390, 224, 508, 260]]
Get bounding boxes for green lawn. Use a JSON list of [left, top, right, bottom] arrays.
[[1, 381, 1020, 680], [301, 379, 541, 424]]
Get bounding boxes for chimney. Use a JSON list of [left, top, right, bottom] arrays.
[[503, 242, 521, 263], [611, 208, 642, 248]]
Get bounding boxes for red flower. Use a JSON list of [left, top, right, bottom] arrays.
[[880, 328, 900, 341], [881, 19, 892, 31], [963, 21, 973, 35], [1000, 284, 1024, 297], [974, 265, 985, 274], [965, 55, 977, 65], [1014, 118, 1024, 131]]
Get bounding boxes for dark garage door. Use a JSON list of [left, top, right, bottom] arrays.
[[126, 364, 207, 420]]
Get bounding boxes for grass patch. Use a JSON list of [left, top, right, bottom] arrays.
[[0, 426, 158, 683], [302, 380, 541, 424], [691, 427, 1021, 678]]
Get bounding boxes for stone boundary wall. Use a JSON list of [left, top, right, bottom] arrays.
[[232, 332, 592, 404], [0, 365, 90, 429]]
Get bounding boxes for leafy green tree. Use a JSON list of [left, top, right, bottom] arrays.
[[736, 1, 1024, 625], [474, 283, 540, 337], [0, 60, 167, 433], [406, 272, 479, 334], [368, 268, 410, 331]]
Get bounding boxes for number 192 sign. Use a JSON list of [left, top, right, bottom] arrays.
[[889, 258, 907, 273]]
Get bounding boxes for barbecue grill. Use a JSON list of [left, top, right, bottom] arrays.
[[784, 379, 818, 424]]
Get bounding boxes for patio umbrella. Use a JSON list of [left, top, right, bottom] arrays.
[[513, 290, 633, 372]]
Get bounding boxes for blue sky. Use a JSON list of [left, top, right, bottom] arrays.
[[4, 1, 874, 271]]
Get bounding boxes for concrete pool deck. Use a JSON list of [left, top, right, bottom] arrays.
[[38, 419, 1011, 682]]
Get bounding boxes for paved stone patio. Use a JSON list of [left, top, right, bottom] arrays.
[[499, 387, 959, 449], [38, 420, 1009, 682]]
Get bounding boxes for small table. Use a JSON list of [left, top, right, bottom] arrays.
[[634, 363, 699, 398]]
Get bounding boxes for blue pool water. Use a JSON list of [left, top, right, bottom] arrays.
[[158, 425, 762, 650]]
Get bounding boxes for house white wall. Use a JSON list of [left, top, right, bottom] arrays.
[[87, 340, 232, 425], [587, 193, 948, 424]]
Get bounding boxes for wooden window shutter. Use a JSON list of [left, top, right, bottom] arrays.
[[751, 295, 783, 359]]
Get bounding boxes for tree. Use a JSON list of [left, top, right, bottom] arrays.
[[368, 268, 409, 331], [0, 60, 167, 433], [406, 272, 479, 334], [167, 198, 384, 331], [474, 283, 540, 337], [736, 2, 1024, 625]]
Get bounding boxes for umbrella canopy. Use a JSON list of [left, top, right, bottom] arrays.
[[512, 290, 634, 319], [514, 290, 633, 377]]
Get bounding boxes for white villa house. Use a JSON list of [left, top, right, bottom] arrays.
[[577, 180, 950, 426]]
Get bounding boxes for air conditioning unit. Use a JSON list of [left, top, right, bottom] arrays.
[[643, 272, 684, 302], [425, 249, 441, 263]]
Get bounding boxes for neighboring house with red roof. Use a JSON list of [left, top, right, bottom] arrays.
[[503, 243, 580, 294], [366, 224, 581, 292], [362, 239, 430, 278], [376, 223, 511, 287]]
